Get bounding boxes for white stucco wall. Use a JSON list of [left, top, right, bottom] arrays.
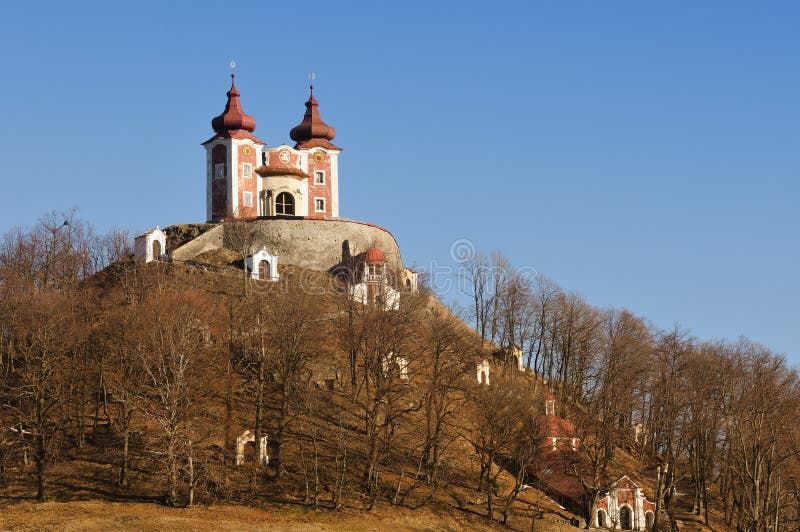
[[134, 227, 167, 263], [246, 248, 279, 280], [260, 175, 309, 217]]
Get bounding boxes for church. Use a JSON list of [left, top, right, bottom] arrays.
[[202, 74, 341, 222], [135, 74, 417, 305]]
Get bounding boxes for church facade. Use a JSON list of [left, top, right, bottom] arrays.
[[201, 74, 340, 222], [136, 74, 416, 297]]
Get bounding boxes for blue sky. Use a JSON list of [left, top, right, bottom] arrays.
[[1, 1, 797, 360]]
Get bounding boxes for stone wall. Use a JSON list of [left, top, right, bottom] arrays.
[[170, 224, 224, 262], [172, 218, 404, 273]]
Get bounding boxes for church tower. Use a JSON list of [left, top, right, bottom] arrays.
[[202, 75, 264, 221], [261, 85, 341, 219]]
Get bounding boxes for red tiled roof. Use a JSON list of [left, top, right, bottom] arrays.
[[295, 137, 341, 150], [201, 130, 265, 145], [255, 165, 308, 179], [529, 450, 587, 500], [365, 247, 386, 264], [536, 414, 577, 439]]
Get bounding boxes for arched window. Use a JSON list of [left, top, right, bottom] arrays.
[[152, 239, 161, 261], [258, 260, 270, 280], [275, 192, 295, 215], [619, 505, 632, 530], [645, 511, 654, 530], [597, 509, 607, 528]]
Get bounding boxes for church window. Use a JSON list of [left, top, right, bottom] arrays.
[[212, 144, 227, 180], [243, 191, 253, 206], [315, 198, 325, 212], [242, 163, 252, 178], [314, 170, 325, 184], [276, 192, 295, 215]]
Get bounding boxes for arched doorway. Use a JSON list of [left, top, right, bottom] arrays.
[[152, 239, 161, 260], [597, 509, 607, 528], [275, 192, 295, 215], [645, 511, 654, 530], [258, 260, 270, 280], [619, 505, 632, 530], [480, 371, 487, 385]]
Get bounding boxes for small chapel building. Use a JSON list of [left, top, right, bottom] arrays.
[[134, 227, 166, 263], [594, 476, 656, 530], [349, 247, 400, 311]]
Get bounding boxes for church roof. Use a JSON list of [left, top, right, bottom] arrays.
[[609, 475, 640, 490], [536, 414, 577, 439], [529, 449, 588, 501], [206, 74, 264, 144], [255, 164, 309, 179], [290, 86, 341, 150], [365, 247, 387, 264]]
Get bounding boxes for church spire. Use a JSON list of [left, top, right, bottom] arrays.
[[211, 74, 257, 133], [289, 85, 340, 150]]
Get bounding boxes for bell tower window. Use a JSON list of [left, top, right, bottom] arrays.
[[276, 192, 295, 215], [242, 163, 252, 178], [314, 170, 325, 184], [212, 144, 227, 179]]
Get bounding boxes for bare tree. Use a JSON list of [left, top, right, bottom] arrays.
[[416, 309, 474, 486], [466, 380, 534, 522], [462, 251, 492, 348], [650, 326, 692, 532], [135, 289, 211, 506]]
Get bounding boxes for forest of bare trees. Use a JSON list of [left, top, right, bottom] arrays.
[[463, 250, 800, 531], [1, 212, 799, 531]]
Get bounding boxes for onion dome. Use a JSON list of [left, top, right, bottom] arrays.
[[289, 85, 341, 150], [212, 74, 257, 133], [365, 247, 386, 265]]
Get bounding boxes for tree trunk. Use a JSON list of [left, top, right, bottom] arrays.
[[252, 362, 265, 486], [164, 436, 179, 506], [273, 385, 290, 480], [35, 433, 47, 502], [119, 428, 130, 488], [187, 441, 195, 507]]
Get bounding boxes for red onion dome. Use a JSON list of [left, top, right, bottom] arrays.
[[364, 247, 386, 265], [211, 74, 256, 133], [289, 85, 340, 149]]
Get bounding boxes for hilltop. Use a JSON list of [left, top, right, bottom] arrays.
[[1, 215, 787, 532]]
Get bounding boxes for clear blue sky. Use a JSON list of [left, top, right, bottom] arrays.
[[1, 1, 797, 361]]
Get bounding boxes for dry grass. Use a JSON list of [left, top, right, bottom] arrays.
[[0, 498, 581, 531]]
